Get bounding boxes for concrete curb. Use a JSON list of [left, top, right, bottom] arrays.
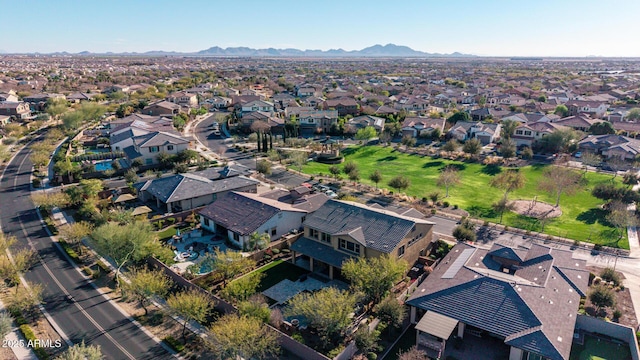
[[0, 299, 39, 360]]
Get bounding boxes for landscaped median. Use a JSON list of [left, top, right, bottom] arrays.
[[301, 145, 628, 248]]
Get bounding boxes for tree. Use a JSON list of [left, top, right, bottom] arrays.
[[329, 165, 341, 180], [369, 170, 383, 189], [490, 170, 526, 202], [589, 122, 616, 135], [207, 314, 279, 360], [452, 219, 476, 242], [521, 146, 533, 160], [500, 138, 516, 158], [538, 128, 580, 154], [500, 119, 518, 140], [176, 149, 199, 164], [58, 221, 92, 254], [606, 200, 638, 239], [446, 111, 470, 125], [220, 272, 263, 303], [289, 151, 307, 172], [62, 111, 84, 130], [589, 285, 615, 314], [388, 175, 411, 193], [401, 135, 416, 149], [354, 326, 381, 355], [30, 151, 50, 170], [348, 169, 360, 184], [622, 171, 639, 187], [442, 139, 459, 153], [538, 166, 582, 207], [600, 267, 622, 287], [492, 197, 515, 224], [213, 248, 255, 286], [554, 105, 569, 117], [437, 165, 461, 197], [580, 151, 601, 178], [375, 296, 406, 334], [397, 346, 430, 360], [167, 289, 214, 343], [90, 221, 163, 288], [31, 191, 70, 211], [9, 281, 43, 314], [54, 157, 75, 181], [626, 108, 640, 121], [342, 254, 407, 303], [56, 340, 102, 360], [238, 295, 271, 323], [462, 138, 482, 156], [124, 267, 170, 315], [343, 160, 358, 175], [285, 287, 357, 344], [355, 126, 377, 140], [592, 183, 640, 204], [79, 179, 103, 199], [124, 169, 138, 185], [256, 159, 272, 176]]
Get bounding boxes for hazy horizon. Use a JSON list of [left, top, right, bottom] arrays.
[[1, 0, 639, 57]]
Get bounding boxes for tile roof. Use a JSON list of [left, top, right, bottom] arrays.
[[303, 200, 433, 253], [289, 236, 354, 268], [407, 243, 588, 360], [139, 174, 258, 203]]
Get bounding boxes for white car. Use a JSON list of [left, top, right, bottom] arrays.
[[325, 190, 337, 198]]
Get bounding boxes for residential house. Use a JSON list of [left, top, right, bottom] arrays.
[[166, 91, 198, 107], [296, 85, 322, 98], [199, 190, 328, 249], [207, 96, 232, 109], [394, 96, 430, 113], [402, 117, 446, 138], [512, 122, 568, 148], [66, 92, 96, 103], [23, 93, 65, 111], [137, 174, 259, 214], [322, 98, 359, 117], [271, 92, 296, 109], [289, 200, 434, 280], [347, 115, 386, 133], [0, 102, 31, 119], [241, 100, 275, 115], [501, 113, 560, 124], [296, 109, 339, 133], [553, 115, 602, 132], [103, 85, 131, 94], [107, 114, 174, 132], [0, 93, 19, 102], [565, 100, 608, 118], [143, 100, 181, 117], [578, 134, 640, 160], [448, 121, 501, 145], [0, 115, 10, 127], [110, 124, 191, 165], [407, 243, 588, 360]]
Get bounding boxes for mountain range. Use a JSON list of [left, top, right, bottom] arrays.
[[8, 44, 474, 57]]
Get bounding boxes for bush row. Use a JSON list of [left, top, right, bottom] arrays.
[[162, 336, 185, 353], [70, 151, 124, 162], [58, 240, 80, 264], [19, 324, 49, 360]]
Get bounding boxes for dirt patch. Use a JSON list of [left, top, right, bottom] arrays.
[[512, 199, 562, 219]]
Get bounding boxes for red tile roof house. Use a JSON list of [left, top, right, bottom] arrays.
[[407, 243, 589, 360]]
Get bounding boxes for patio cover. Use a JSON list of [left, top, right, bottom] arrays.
[[113, 193, 137, 203], [131, 205, 152, 216], [416, 311, 458, 340]]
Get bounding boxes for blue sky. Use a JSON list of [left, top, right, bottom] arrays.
[[1, 0, 639, 56]]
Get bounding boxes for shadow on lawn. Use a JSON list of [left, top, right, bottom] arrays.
[[576, 208, 610, 225], [467, 205, 496, 218], [442, 163, 466, 172], [377, 156, 398, 162], [480, 164, 502, 176], [423, 160, 443, 168]]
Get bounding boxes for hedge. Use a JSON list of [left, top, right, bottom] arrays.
[[96, 260, 111, 274], [19, 324, 49, 360], [163, 336, 185, 352], [58, 240, 80, 264], [9, 308, 27, 326], [70, 151, 124, 162]]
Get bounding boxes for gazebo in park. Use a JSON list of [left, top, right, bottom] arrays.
[[316, 137, 343, 164]]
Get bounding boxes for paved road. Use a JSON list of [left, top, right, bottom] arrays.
[[0, 143, 173, 360]]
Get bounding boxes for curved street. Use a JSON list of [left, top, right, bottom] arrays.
[[0, 142, 173, 360]]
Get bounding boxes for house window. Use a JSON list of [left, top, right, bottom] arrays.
[[233, 233, 240, 241], [167, 145, 174, 151], [398, 245, 405, 257], [271, 227, 277, 236], [339, 238, 360, 254], [149, 146, 159, 153], [203, 218, 210, 227], [310, 228, 319, 239], [524, 131, 532, 136], [145, 158, 153, 165], [320, 232, 331, 244], [515, 130, 524, 135]]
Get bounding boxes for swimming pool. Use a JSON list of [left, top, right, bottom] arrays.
[[94, 161, 113, 172]]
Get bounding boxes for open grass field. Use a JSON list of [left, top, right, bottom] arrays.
[[302, 146, 627, 248]]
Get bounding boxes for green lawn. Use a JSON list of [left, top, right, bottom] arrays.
[[156, 226, 177, 241], [250, 260, 310, 293], [302, 146, 627, 248], [570, 334, 632, 360]]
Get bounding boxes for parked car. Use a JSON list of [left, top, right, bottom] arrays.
[[325, 190, 338, 198], [574, 152, 582, 158]]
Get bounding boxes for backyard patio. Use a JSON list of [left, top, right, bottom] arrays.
[[167, 229, 230, 274]]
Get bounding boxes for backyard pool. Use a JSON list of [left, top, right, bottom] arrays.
[[94, 161, 113, 172]]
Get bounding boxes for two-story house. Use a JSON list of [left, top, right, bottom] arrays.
[[111, 123, 191, 165], [0, 102, 31, 119], [402, 117, 446, 138], [199, 190, 328, 250], [166, 91, 198, 107], [322, 98, 359, 117], [565, 100, 608, 118], [296, 109, 339, 133], [290, 200, 434, 280], [143, 100, 181, 117], [241, 100, 275, 115]]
